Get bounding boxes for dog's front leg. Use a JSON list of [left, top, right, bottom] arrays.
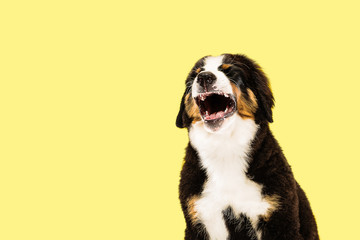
[[180, 144, 208, 240], [258, 179, 305, 240]]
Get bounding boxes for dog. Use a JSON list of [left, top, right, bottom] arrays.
[[176, 54, 319, 240]]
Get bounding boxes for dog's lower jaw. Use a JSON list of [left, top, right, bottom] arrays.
[[202, 115, 235, 133]]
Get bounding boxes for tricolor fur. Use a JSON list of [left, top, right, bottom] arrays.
[[176, 54, 319, 240]]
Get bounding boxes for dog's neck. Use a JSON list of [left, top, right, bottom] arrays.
[[188, 115, 259, 173]]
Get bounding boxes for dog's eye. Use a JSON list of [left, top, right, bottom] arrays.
[[219, 64, 244, 86], [219, 64, 232, 74]]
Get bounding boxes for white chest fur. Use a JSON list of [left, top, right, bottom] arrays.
[[189, 115, 270, 240]]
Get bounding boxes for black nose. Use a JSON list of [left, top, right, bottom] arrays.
[[197, 72, 216, 88]]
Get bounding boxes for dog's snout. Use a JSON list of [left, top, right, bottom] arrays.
[[197, 72, 216, 88]]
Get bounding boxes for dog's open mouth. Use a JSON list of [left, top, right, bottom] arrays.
[[195, 92, 236, 122]]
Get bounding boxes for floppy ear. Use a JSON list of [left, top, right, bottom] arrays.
[[252, 69, 274, 123], [176, 56, 209, 128], [176, 91, 190, 128]]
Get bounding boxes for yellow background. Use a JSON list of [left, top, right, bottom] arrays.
[[1, 1, 359, 239]]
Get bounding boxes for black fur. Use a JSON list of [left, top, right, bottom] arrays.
[[176, 92, 189, 128], [220, 54, 274, 123], [177, 54, 319, 240]]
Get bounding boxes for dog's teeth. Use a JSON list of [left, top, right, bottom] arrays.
[[224, 93, 228, 97], [225, 107, 228, 113], [206, 111, 209, 116]]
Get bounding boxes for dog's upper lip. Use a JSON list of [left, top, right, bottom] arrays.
[[196, 91, 232, 100]]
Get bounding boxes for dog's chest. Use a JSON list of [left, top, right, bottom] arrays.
[[194, 162, 269, 240], [189, 117, 269, 240]]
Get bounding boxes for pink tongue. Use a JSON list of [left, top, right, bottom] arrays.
[[206, 111, 224, 120]]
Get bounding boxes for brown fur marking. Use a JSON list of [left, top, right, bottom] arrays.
[[185, 93, 201, 123], [230, 83, 258, 119], [263, 195, 281, 222], [187, 196, 199, 225], [221, 64, 232, 70]]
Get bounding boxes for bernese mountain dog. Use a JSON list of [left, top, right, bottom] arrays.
[[176, 54, 319, 240]]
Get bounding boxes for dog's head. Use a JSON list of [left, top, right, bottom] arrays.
[[176, 54, 274, 132]]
